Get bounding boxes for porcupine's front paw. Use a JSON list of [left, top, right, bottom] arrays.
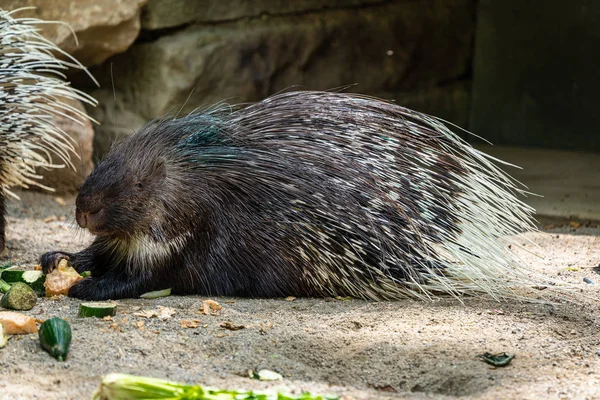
[[40, 251, 74, 274], [68, 275, 144, 300], [68, 278, 108, 300]]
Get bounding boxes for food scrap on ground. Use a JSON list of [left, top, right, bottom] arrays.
[[0, 282, 37, 310], [1, 267, 46, 296], [139, 288, 172, 299], [44, 259, 83, 297], [92, 373, 339, 400], [134, 306, 176, 320], [200, 299, 222, 315], [0, 323, 8, 348], [249, 369, 283, 381], [220, 322, 245, 331], [0, 311, 38, 334], [478, 352, 515, 367], [79, 302, 118, 318], [38, 318, 72, 361], [180, 320, 200, 329], [0, 278, 10, 293]]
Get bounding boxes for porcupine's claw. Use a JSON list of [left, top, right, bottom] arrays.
[[40, 251, 73, 274]]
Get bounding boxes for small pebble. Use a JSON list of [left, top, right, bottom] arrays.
[[583, 277, 595, 285]]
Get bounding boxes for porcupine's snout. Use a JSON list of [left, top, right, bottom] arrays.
[[75, 195, 105, 234], [75, 206, 103, 230]]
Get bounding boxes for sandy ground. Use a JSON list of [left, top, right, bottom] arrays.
[[0, 191, 599, 400]]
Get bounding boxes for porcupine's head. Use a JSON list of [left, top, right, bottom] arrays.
[[76, 139, 165, 238], [75, 118, 189, 239], [75, 113, 227, 241]]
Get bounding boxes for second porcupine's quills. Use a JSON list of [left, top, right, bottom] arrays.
[[41, 90, 539, 302], [0, 8, 97, 251]]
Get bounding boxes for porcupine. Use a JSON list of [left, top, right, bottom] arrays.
[[0, 8, 96, 251], [41, 91, 537, 301]]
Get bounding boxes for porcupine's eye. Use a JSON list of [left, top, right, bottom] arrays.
[[134, 182, 143, 191]]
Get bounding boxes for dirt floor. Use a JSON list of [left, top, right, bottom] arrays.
[[0, 191, 599, 400]]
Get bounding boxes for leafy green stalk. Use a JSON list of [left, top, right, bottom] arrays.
[[0, 278, 11, 293], [92, 373, 339, 400]]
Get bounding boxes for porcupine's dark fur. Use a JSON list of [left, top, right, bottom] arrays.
[[0, 8, 96, 251], [41, 91, 536, 301]]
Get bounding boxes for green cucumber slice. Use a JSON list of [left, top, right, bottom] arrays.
[[78, 302, 117, 318], [22, 270, 43, 283], [2, 268, 43, 283], [139, 288, 172, 299], [39, 318, 72, 361], [2, 268, 34, 282], [24, 271, 46, 297], [1, 268, 46, 296]]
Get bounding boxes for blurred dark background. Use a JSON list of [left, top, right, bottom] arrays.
[[471, 1, 600, 152]]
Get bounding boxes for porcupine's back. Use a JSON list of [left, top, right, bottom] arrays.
[[160, 91, 537, 300], [0, 8, 96, 194]]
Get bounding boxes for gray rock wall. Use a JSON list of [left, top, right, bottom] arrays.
[[141, 0, 390, 29], [86, 0, 476, 156], [0, 0, 147, 66]]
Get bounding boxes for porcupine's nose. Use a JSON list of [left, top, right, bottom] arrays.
[[75, 207, 102, 229], [75, 207, 88, 228]]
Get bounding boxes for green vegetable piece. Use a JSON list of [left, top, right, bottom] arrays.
[[139, 288, 172, 299], [80, 271, 92, 278], [22, 270, 44, 283], [249, 369, 283, 381], [0, 282, 37, 310], [0, 279, 10, 294], [92, 373, 340, 400], [39, 318, 72, 361], [23, 271, 45, 296], [2, 267, 31, 282], [79, 302, 117, 318], [0, 324, 8, 348], [478, 352, 515, 367], [1, 268, 46, 296]]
